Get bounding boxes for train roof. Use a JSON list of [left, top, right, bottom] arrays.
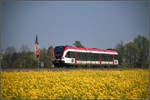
[[64, 46, 118, 54]]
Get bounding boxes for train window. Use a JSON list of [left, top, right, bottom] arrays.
[[80, 52, 88, 61], [76, 52, 115, 61], [101, 54, 114, 61], [94, 53, 97, 61], [86, 53, 99, 61], [92, 53, 96, 61], [80, 52, 83, 60], [77, 52, 80, 60], [88, 53, 91, 61], [65, 51, 75, 58], [95, 54, 99, 61], [115, 55, 118, 59], [101, 54, 104, 61], [81, 52, 85, 61], [107, 55, 109, 61], [83, 53, 87, 61], [71, 52, 75, 58], [78, 52, 81, 60], [91, 53, 93, 61], [85, 53, 87, 61], [65, 52, 70, 58], [108, 55, 113, 61], [101, 54, 106, 61]]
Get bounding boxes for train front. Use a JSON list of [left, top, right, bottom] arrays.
[[53, 46, 66, 66]]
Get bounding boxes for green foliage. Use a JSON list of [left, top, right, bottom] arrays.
[[73, 41, 84, 48], [133, 35, 149, 68], [116, 35, 149, 69], [48, 46, 54, 66], [1, 45, 54, 68], [124, 42, 140, 67]]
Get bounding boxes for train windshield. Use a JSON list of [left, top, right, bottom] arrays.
[[55, 46, 65, 59]]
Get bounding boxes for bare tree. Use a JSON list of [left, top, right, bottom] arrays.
[[20, 44, 30, 53], [5, 46, 16, 55], [48, 46, 54, 66]]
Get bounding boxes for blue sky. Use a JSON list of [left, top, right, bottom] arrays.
[[1, 1, 149, 52]]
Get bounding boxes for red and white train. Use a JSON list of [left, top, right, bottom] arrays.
[[53, 46, 118, 67]]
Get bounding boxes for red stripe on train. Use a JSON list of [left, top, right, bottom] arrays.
[[64, 46, 117, 53], [113, 55, 115, 65]]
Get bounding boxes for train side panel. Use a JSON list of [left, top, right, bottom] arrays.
[[61, 48, 118, 66]]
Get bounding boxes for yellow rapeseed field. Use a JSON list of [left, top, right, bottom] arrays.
[[1, 69, 149, 99]]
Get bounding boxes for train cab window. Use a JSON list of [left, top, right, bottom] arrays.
[[65, 52, 70, 58]]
